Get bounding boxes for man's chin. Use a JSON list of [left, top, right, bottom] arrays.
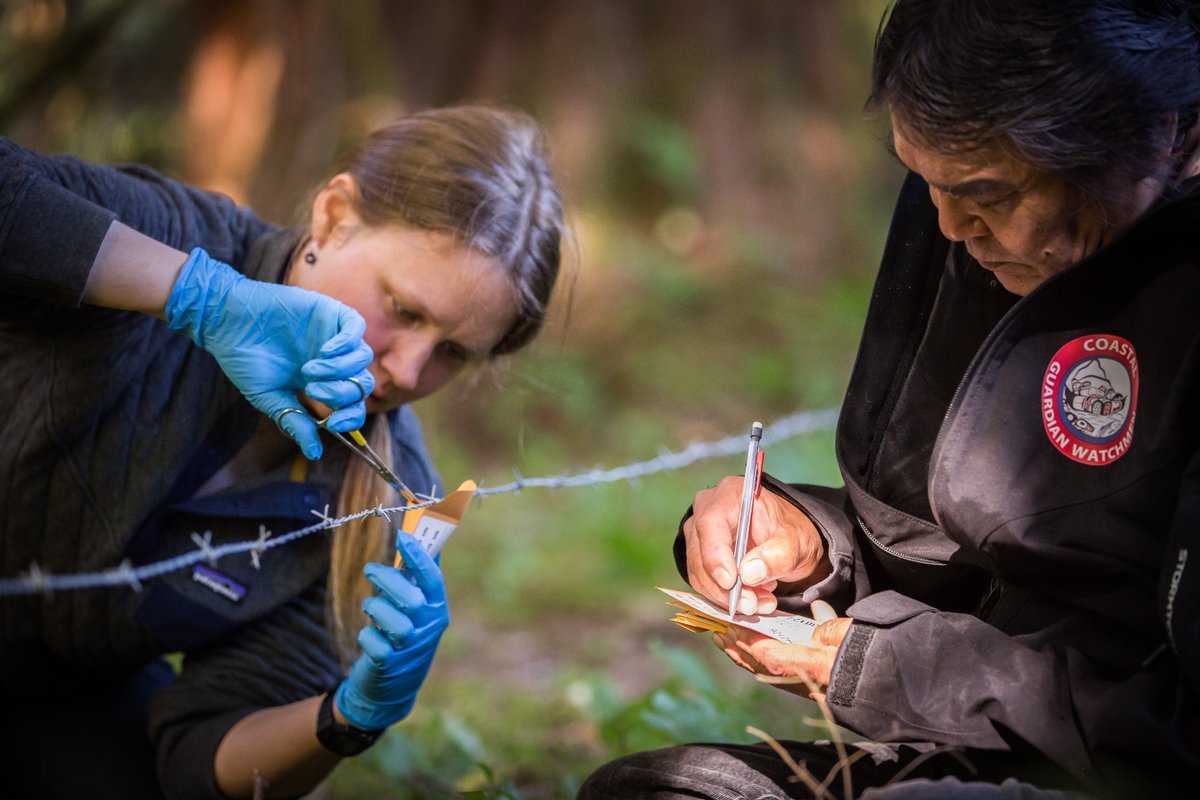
[[992, 270, 1038, 297]]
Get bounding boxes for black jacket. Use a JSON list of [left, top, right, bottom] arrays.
[[684, 172, 1200, 798], [0, 139, 439, 798]]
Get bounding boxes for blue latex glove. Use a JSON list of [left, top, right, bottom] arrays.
[[335, 531, 450, 730], [164, 247, 375, 459]]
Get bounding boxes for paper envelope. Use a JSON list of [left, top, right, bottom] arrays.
[[657, 586, 817, 645], [395, 479, 477, 564]]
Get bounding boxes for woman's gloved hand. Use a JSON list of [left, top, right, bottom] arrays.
[[334, 531, 450, 730], [164, 247, 375, 459]]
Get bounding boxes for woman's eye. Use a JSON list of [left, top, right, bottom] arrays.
[[438, 342, 470, 364]]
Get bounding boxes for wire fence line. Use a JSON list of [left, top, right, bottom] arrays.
[[0, 407, 839, 597]]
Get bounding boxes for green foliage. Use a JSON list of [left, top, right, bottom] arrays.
[[328, 638, 844, 799], [580, 639, 831, 754], [2, 2, 902, 796], [328, 711, 525, 800]]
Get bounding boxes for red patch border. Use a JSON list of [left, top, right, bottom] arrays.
[[1041, 334, 1138, 466]]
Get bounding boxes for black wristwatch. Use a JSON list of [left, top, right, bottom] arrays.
[[315, 689, 384, 756]]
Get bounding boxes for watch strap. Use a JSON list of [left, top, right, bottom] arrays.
[[315, 689, 384, 756]]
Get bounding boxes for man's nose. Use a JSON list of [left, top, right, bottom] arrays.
[[931, 188, 984, 242]]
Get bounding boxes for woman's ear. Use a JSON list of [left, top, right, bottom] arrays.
[[309, 173, 364, 248]]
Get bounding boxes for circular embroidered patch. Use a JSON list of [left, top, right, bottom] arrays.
[[1041, 334, 1138, 465]]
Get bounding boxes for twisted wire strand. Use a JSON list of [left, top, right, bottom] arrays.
[[0, 408, 837, 596]]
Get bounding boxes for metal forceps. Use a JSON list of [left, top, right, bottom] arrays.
[[317, 416, 417, 502], [274, 403, 416, 500]]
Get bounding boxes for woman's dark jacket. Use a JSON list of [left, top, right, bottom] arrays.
[[0, 139, 439, 797], [681, 172, 1200, 798]]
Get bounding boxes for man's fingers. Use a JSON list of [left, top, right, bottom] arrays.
[[714, 631, 766, 673], [739, 638, 835, 687], [734, 495, 825, 586], [812, 616, 853, 648], [742, 536, 806, 585], [691, 492, 739, 590], [811, 599, 837, 623]]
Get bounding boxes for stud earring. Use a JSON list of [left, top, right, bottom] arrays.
[[304, 250, 317, 265]]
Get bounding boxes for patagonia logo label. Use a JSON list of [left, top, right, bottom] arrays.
[[1041, 334, 1138, 465], [191, 564, 247, 604]]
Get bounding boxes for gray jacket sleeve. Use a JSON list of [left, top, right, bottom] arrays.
[[826, 593, 1093, 773], [827, 445, 1200, 789], [0, 137, 266, 306], [0, 139, 116, 304]]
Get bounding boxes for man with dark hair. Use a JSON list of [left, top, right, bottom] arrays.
[[578, 2, 1200, 798]]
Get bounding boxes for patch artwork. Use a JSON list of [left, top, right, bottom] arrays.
[[1041, 334, 1138, 465]]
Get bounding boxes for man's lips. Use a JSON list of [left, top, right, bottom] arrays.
[[971, 252, 1021, 272]]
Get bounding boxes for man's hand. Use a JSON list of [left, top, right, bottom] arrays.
[[683, 475, 829, 616], [713, 600, 851, 702]]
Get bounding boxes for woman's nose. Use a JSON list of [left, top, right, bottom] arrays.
[[380, 340, 434, 391]]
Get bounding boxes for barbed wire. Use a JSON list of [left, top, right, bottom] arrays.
[[0, 408, 838, 597]]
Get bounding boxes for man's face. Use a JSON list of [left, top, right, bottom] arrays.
[[891, 115, 1133, 296]]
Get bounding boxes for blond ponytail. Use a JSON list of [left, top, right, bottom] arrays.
[[327, 414, 398, 667]]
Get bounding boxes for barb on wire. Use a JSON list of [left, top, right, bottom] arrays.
[[190, 531, 218, 565], [0, 408, 838, 597], [249, 526, 272, 571]]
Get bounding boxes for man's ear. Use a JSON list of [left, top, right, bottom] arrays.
[[309, 173, 363, 248]]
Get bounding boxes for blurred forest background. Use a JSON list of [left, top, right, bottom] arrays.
[[1, 0, 906, 796]]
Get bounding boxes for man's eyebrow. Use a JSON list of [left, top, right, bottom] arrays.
[[888, 145, 1019, 199], [930, 178, 1016, 198]]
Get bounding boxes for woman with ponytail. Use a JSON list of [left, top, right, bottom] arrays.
[[0, 105, 563, 799]]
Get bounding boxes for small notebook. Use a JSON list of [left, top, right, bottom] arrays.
[[658, 586, 818, 645]]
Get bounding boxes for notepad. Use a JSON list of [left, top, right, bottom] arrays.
[[658, 586, 818, 645]]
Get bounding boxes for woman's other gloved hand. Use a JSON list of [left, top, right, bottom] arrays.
[[164, 247, 375, 459], [334, 531, 450, 731]]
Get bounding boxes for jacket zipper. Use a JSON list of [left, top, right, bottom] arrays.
[[975, 577, 1003, 621], [856, 515, 947, 566]]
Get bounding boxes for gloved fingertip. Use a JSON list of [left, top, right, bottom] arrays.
[[318, 334, 353, 359], [324, 406, 366, 433], [362, 564, 386, 589], [319, 319, 367, 357], [338, 306, 368, 336], [279, 427, 322, 460], [358, 625, 392, 659], [395, 531, 435, 565]]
